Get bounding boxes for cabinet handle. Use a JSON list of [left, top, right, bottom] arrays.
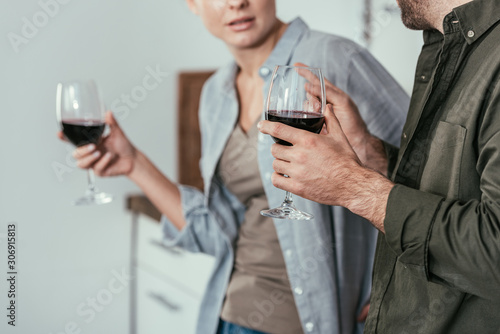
[[148, 291, 181, 311]]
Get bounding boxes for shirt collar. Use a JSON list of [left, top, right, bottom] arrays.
[[260, 17, 308, 78], [422, 0, 500, 46], [453, 0, 500, 44]]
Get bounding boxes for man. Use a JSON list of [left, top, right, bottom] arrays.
[[258, 0, 500, 332]]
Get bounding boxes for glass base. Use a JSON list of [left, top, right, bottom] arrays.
[[72, 191, 113, 206], [260, 203, 313, 220]]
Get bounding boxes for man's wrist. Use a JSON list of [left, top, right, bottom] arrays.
[[343, 165, 394, 233]]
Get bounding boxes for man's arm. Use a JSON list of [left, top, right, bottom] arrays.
[[258, 104, 394, 232], [260, 75, 500, 300]]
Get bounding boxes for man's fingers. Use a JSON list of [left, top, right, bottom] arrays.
[[270, 172, 302, 197], [272, 157, 291, 176], [323, 76, 337, 89], [324, 104, 343, 134], [270, 142, 294, 162], [271, 171, 289, 191], [305, 81, 347, 108], [304, 92, 322, 112], [294, 62, 347, 104], [304, 81, 321, 94], [258, 120, 302, 145], [295, 66, 321, 85], [294, 61, 339, 90], [294, 62, 308, 67], [293, 62, 320, 84], [321, 123, 329, 135]]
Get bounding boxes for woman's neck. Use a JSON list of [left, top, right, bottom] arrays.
[[230, 20, 287, 78]]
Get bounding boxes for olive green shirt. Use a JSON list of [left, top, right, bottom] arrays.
[[366, 0, 500, 333]]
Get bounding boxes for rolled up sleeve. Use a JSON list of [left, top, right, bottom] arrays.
[[161, 185, 220, 256], [384, 184, 444, 280]]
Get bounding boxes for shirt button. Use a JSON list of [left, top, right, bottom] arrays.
[[259, 67, 270, 76], [265, 172, 272, 180], [467, 30, 475, 38], [403, 132, 407, 140], [285, 249, 293, 257], [294, 287, 303, 295], [305, 322, 314, 332], [420, 75, 426, 80]]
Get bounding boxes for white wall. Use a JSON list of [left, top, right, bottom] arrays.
[[276, 0, 422, 92], [0, 1, 421, 333]]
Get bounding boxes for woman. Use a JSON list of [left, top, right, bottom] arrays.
[[63, 0, 408, 333]]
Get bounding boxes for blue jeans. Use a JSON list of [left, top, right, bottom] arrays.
[[216, 319, 268, 334]]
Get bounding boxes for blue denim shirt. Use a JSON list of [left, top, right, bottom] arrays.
[[162, 18, 409, 334]]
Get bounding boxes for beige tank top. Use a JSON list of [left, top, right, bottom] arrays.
[[218, 121, 303, 334]]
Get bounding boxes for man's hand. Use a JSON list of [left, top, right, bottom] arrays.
[[295, 62, 388, 174], [258, 104, 393, 232], [260, 104, 360, 206]]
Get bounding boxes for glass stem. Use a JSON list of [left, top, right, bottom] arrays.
[[87, 169, 97, 194], [283, 174, 293, 204]]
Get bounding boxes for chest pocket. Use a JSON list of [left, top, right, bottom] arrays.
[[420, 121, 466, 199]]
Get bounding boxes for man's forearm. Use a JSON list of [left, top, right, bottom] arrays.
[[342, 164, 394, 233], [343, 132, 393, 232]]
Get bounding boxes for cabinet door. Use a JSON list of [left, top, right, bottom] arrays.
[[137, 267, 201, 334], [136, 214, 215, 296], [133, 214, 216, 334]]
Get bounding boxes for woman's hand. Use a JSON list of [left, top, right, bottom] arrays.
[[58, 111, 187, 230], [58, 111, 137, 177]]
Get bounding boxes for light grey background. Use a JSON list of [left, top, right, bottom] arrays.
[[0, 0, 421, 333]]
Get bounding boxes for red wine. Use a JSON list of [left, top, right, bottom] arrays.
[[266, 110, 325, 146], [62, 120, 105, 146]]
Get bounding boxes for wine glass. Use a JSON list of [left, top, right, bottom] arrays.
[[260, 65, 326, 220], [56, 80, 113, 205]]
